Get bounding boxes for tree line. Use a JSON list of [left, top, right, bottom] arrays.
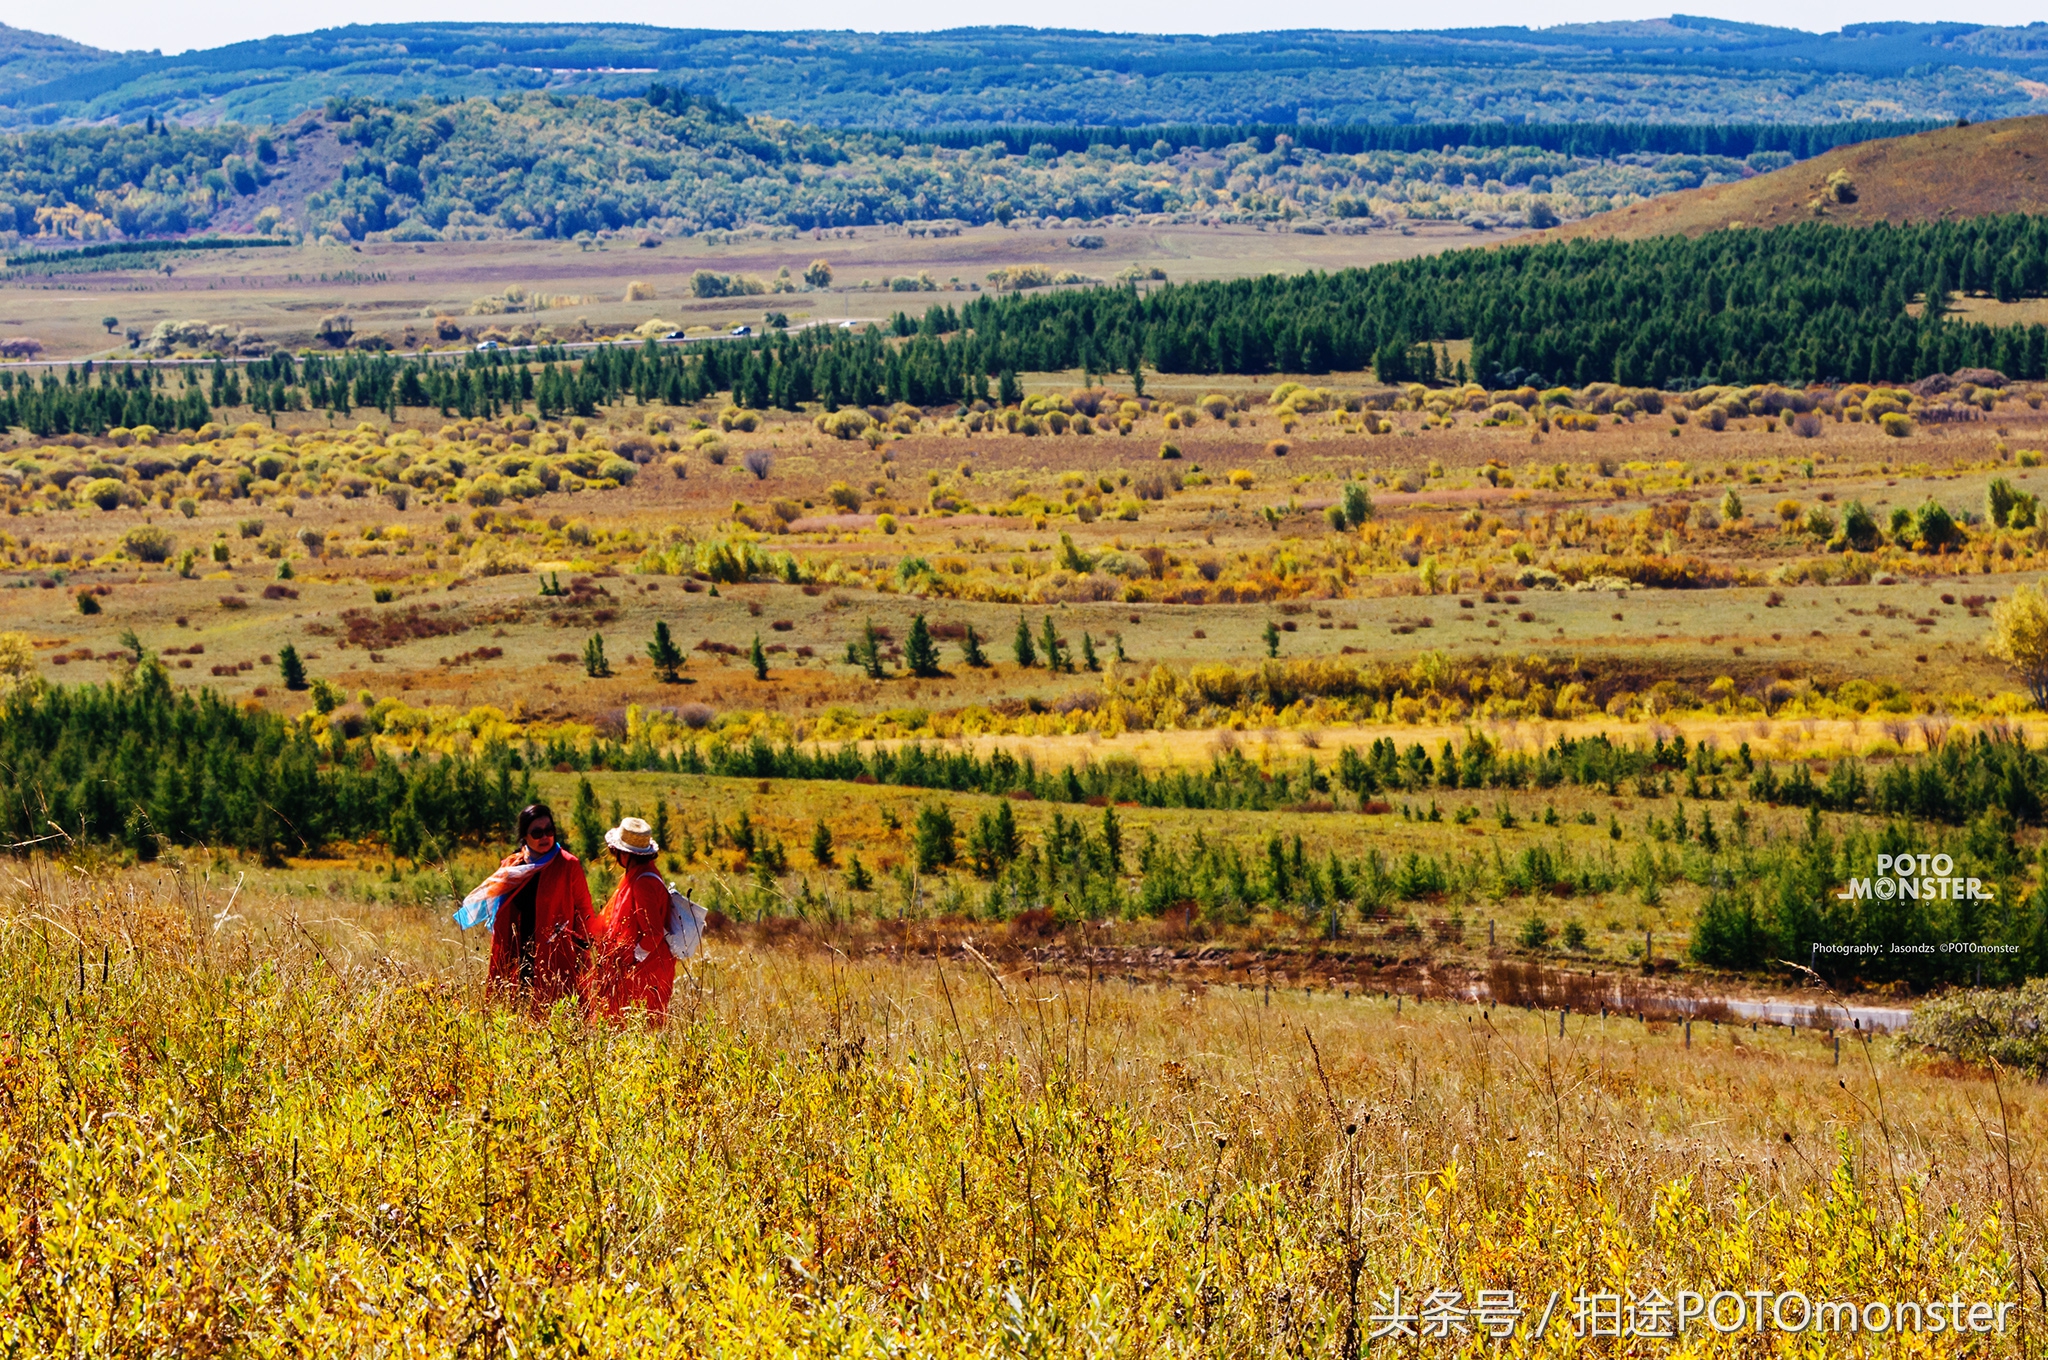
[[11, 206, 2048, 435], [890, 119, 1938, 162], [899, 214, 2048, 388], [0, 665, 534, 863], [8, 668, 2048, 985]]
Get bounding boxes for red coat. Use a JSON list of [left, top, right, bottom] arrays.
[[588, 865, 676, 1022], [486, 849, 594, 1009]]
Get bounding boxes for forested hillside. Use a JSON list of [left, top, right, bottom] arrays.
[[5, 19, 2048, 129], [3, 93, 1871, 243], [0, 23, 106, 99]]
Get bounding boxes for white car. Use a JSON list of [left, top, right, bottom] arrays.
[[729, 324, 752, 336], [474, 340, 500, 352]]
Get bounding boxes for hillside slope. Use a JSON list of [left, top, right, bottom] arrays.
[[1545, 115, 2048, 240], [0, 95, 1819, 244], [0, 23, 112, 98], [7, 19, 2048, 129]]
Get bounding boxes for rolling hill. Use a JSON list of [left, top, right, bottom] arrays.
[[0, 23, 111, 99], [1546, 115, 2048, 240], [6, 19, 2048, 129]]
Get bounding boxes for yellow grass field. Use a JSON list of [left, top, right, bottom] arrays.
[[0, 863, 2033, 1355]]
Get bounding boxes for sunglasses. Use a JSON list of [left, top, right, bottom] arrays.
[[525, 825, 556, 841]]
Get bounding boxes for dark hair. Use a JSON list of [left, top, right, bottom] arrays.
[[516, 803, 558, 846]]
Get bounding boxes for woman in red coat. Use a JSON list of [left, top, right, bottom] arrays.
[[487, 803, 594, 1010], [586, 816, 676, 1023]]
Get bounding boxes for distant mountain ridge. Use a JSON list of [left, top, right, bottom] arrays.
[[4, 19, 2048, 129], [0, 24, 112, 99]]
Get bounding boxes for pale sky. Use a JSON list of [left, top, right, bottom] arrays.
[[32, 2, 2048, 60]]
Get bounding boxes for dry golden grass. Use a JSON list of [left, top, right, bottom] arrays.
[[0, 220, 1478, 359], [1549, 115, 2048, 242], [0, 857, 2034, 1353]]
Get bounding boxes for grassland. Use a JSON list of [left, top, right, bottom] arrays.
[[0, 107, 2045, 1351], [0, 862, 2032, 1353], [5, 359, 2047, 990], [0, 221, 1479, 360]]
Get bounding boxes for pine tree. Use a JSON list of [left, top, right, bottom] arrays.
[[1012, 615, 1037, 668], [582, 633, 611, 678], [960, 622, 988, 668], [1038, 614, 1066, 672], [1081, 633, 1100, 672], [647, 621, 684, 682], [1264, 620, 1281, 658], [810, 818, 835, 867], [848, 620, 886, 679], [991, 799, 1019, 864], [751, 634, 769, 680], [278, 643, 307, 691], [913, 803, 956, 872], [844, 854, 873, 892], [651, 797, 672, 854], [969, 800, 1024, 877], [905, 613, 940, 677], [572, 777, 604, 860]]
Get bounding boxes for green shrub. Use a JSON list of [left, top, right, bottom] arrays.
[[1914, 501, 1960, 552], [1839, 499, 1879, 550], [1906, 979, 2048, 1076], [120, 524, 175, 563]]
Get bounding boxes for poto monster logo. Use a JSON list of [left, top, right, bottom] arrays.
[[1834, 854, 1995, 902]]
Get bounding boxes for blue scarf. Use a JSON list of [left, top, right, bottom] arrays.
[[454, 841, 559, 930]]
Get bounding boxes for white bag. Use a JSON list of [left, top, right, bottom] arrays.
[[663, 881, 707, 962]]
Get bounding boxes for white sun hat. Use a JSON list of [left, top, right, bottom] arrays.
[[604, 816, 660, 856]]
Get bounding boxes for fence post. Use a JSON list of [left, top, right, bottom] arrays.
[[1684, 1019, 1691, 1049]]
